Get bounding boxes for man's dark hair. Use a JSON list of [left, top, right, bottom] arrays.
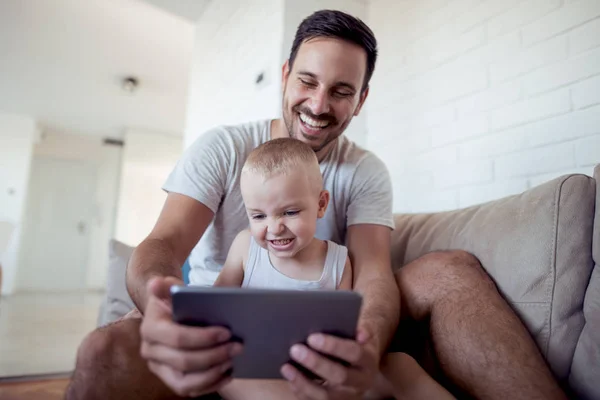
[[288, 9, 378, 92]]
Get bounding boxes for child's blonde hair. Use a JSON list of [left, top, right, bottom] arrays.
[[242, 138, 323, 193]]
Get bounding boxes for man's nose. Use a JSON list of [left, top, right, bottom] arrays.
[[307, 88, 330, 116]]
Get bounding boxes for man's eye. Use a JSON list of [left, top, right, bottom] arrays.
[[284, 210, 299, 216], [333, 91, 352, 98], [300, 79, 316, 88]]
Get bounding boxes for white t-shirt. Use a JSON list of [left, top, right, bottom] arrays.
[[162, 119, 394, 286]]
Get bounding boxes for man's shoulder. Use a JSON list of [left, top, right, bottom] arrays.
[[191, 119, 271, 149], [334, 136, 388, 172]]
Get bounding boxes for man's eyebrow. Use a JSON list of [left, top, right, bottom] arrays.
[[297, 71, 317, 79], [297, 71, 356, 92]]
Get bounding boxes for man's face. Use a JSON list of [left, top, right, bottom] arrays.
[[281, 37, 369, 156]]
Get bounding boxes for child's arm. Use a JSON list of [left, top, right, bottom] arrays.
[[338, 255, 353, 290], [214, 230, 251, 287]]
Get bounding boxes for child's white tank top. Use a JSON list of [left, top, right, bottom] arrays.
[[241, 238, 347, 290]]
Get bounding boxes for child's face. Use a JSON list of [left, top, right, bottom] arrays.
[[241, 169, 328, 258]]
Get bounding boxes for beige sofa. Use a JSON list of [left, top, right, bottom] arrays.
[[99, 165, 600, 399]]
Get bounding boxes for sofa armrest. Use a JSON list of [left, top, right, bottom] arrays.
[[390, 171, 596, 386]]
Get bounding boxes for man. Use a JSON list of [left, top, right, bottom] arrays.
[[67, 9, 566, 400]]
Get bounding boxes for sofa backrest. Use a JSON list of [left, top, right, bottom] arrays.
[[568, 164, 600, 400], [391, 166, 597, 398]]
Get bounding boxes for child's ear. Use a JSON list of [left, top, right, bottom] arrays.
[[317, 190, 330, 218]]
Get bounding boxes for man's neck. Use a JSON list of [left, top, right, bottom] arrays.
[[269, 118, 286, 140]]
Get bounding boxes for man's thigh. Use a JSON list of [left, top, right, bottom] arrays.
[[68, 308, 185, 400]]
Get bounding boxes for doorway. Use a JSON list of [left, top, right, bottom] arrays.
[[16, 156, 97, 292]]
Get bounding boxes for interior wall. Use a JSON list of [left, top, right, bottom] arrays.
[[114, 129, 182, 247], [184, 0, 284, 148], [27, 131, 122, 291], [366, 0, 600, 212], [0, 112, 37, 296]]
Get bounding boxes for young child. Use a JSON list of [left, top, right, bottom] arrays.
[[214, 138, 454, 400]]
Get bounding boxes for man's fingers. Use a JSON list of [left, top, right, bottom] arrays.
[[141, 316, 231, 350], [307, 334, 363, 365], [281, 364, 327, 400], [147, 276, 184, 301], [148, 360, 233, 398], [289, 344, 367, 388], [355, 327, 372, 344], [141, 340, 243, 373]]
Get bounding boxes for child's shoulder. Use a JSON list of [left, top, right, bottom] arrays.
[[324, 239, 349, 253], [233, 229, 253, 248]]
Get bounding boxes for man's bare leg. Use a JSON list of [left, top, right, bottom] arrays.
[[394, 250, 567, 400], [65, 315, 189, 400]]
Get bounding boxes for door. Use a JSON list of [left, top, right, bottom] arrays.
[[17, 156, 96, 291]]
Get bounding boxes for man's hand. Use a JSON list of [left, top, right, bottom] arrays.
[[140, 277, 244, 397], [280, 327, 380, 400]]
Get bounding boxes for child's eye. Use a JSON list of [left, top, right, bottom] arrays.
[[251, 214, 266, 220], [284, 210, 299, 217]]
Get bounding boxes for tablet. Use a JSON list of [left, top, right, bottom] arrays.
[[170, 285, 363, 380]]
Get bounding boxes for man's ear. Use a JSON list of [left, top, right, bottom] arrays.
[[317, 190, 330, 218], [353, 86, 370, 116], [281, 60, 291, 91]]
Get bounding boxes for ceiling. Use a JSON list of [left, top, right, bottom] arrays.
[[0, 0, 199, 139], [143, 0, 211, 22]]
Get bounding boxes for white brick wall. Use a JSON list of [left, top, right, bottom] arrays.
[[184, 0, 284, 148], [367, 0, 600, 212]]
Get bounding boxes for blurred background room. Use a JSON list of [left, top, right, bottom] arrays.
[[0, 0, 598, 394]]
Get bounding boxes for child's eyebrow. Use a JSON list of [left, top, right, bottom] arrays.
[[280, 203, 302, 210]]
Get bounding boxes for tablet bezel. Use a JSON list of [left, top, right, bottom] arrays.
[[170, 285, 363, 380]]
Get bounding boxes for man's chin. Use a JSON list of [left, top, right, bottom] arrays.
[[301, 137, 327, 152]]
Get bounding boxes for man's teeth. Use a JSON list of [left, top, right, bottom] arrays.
[[272, 239, 292, 245], [300, 113, 329, 128]]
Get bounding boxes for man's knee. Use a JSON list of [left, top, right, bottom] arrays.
[[79, 319, 141, 367], [395, 250, 497, 317], [66, 319, 142, 399], [442, 250, 496, 289], [398, 250, 493, 288]]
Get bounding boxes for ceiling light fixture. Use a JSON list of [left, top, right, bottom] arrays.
[[122, 76, 139, 93]]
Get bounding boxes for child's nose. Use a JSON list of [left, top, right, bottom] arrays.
[[267, 219, 284, 235]]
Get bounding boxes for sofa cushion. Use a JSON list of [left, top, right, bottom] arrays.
[[391, 171, 596, 388], [569, 164, 600, 400], [97, 239, 136, 327]]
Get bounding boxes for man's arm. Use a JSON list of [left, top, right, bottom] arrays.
[[126, 192, 214, 313], [338, 256, 353, 290], [213, 230, 250, 287], [346, 224, 400, 357]]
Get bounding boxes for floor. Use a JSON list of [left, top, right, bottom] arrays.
[[0, 377, 70, 400], [0, 291, 103, 378]]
